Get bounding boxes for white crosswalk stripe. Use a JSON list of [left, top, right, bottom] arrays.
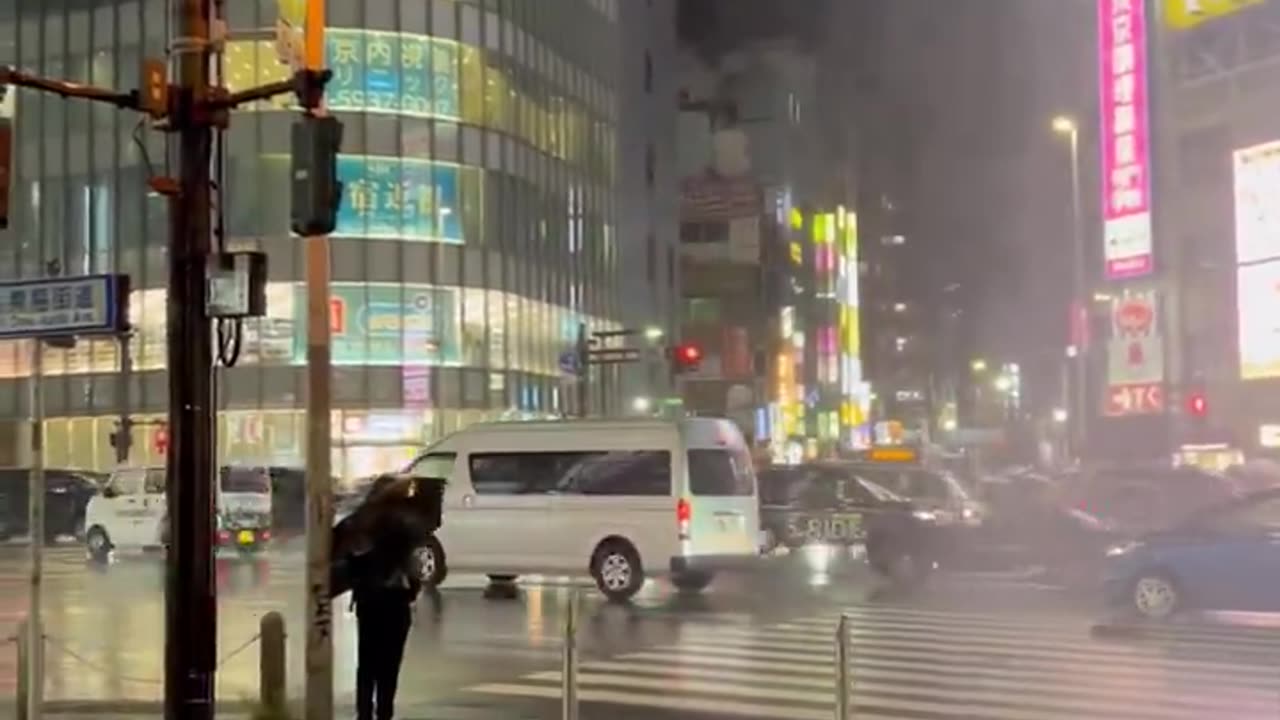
[[465, 604, 1280, 719]]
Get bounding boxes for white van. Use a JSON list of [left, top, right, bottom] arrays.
[[405, 417, 761, 601], [84, 465, 273, 561]]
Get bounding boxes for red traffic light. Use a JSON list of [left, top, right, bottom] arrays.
[[1187, 392, 1207, 417], [673, 343, 702, 370]]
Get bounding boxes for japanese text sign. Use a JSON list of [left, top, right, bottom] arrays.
[[0, 274, 128, 339], [1099, 0, 1154, 279], [334, 156, 464, 243], [326, 29, 459, 119]]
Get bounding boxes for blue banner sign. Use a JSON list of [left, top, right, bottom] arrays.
[[335, 156, 464, 243], [326, 29, 460, 119], [0, 274, 128, 339]]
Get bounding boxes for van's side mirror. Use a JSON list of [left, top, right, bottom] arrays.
[[101, 485, 118, 499]]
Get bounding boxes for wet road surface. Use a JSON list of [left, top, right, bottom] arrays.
[[0, 544, 1276, 719]]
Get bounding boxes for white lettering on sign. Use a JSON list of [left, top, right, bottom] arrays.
[[0, 276, 118, 338]]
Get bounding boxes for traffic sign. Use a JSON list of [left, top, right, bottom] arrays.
[[559, 349, 582, 376], [1105, 382, 1164, 416], [0, 274, 129, 339]]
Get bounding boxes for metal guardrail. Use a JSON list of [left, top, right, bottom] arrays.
[[13, 611, 287, 717]]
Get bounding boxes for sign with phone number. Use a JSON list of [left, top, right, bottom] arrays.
[[783, 513, 864, 544]]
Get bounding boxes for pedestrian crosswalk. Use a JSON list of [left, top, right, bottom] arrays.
[[465, 603, 1280, 719]]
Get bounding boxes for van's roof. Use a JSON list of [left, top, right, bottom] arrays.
[[458, 417, 734, 433]]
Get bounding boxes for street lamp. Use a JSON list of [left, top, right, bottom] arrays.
[[970, 358, 987, 373], [1052, 114, 1087, 457], [1052, 408, 1069, 424], [643, 326, 664, 343]]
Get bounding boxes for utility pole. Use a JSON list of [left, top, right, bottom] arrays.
[[165, 0, 217, 716], [299, 0, 336, 716]]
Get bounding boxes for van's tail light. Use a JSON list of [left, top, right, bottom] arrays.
[[217, 529, 231, 545], [677, 498, 691, 541], [260, 529, 272, 542]]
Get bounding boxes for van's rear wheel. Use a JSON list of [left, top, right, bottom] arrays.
[[591, 540, 644, 603], [416, 535, 448, 590], [672, 571, 714, 594], [86, 526, 111, 563]]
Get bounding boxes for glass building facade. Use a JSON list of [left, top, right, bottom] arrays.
[[0, 0, 626, 478]]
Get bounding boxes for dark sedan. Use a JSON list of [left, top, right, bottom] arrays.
[[758, 463, 937, 580], [0, 468, 100, 542]]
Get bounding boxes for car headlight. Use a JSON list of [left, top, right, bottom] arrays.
[[912, 509, 937, 522], [1106, 542, 1140, 557]]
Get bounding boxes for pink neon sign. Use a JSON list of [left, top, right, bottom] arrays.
[[1098, 0, 1153, 279]]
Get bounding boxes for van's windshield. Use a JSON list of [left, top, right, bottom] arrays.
[[220, 467, 270, 494], [688, 448, 755, 496]]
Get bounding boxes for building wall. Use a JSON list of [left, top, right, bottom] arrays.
[[0, 0, 631, 477], [616, 0, 679, 409]]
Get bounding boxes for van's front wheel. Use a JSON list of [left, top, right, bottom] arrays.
[[591, 540, 644, 603]]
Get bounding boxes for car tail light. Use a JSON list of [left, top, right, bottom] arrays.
[[677, 498, 691, 540], [260, 529, 271, 541], [217, 530, 231, 545]]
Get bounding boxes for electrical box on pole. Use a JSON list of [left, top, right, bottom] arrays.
[[290, 115, 343, 236]]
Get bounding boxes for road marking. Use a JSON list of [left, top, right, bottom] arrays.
[[465, 603, 1280, 719]]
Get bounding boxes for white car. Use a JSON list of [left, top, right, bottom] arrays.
[[84, 465, 273, 561], [404, 417, 762, 602]]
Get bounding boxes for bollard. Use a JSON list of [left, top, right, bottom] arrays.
[[834, 614, 849, 720], [15, 619, 27, 720], [259, 611, 287, 714], [561, 591, 579, 720]]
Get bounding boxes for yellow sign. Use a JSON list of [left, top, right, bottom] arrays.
[[1164, 0, 1263, 29], [277, 0, 306, 26], [867, 447, 918, 464]]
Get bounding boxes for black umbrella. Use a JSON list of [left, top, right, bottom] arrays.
[[330, 473, 445, 598]]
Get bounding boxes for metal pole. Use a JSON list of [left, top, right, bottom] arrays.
[[26, 341, 43, 720], [1068, 127, 1087, 460], [165, 0, 218, 716], [302, 2, 335, 718], [833, 613, 848, 719], [576, 322, 589, 418], [561, 591, 578, 720]]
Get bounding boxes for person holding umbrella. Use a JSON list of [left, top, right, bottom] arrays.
[[339, 474, 429, 720]]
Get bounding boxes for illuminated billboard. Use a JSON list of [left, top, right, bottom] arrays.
[[335, 156, 464, 243], [1233, 140, 1280, 265], [1238, 261, 1280, 380], [1233, 140, 1280, 380], [1164, 0, 1263, 30], [1098, 0, 1154, 279]]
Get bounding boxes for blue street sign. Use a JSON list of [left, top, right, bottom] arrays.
[[0, 274, 129, 339], [559, 349, 582, 376]]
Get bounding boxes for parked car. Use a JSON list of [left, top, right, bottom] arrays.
[[1104, 487, 1280, 619], [1061, 465, 1240, 534], [758, 462, 938, 581], [0, 468, 99, 542]]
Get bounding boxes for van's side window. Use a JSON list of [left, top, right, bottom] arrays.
[[563, 451, 671, 496], [409, 452, 456, 481], [688, 449, 755, 496], [144, 468, 166, 494], [469, 452, 672, 496]]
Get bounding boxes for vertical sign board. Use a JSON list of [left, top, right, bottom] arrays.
[[1104, 287, 1165, 415], [1098, 0, 1155, 279]]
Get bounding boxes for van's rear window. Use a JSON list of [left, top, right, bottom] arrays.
[[220, 467, 270, 493], [688, 449, 755, 497]]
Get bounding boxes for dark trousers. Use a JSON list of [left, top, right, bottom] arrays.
[[355, 590, 412, 720]]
